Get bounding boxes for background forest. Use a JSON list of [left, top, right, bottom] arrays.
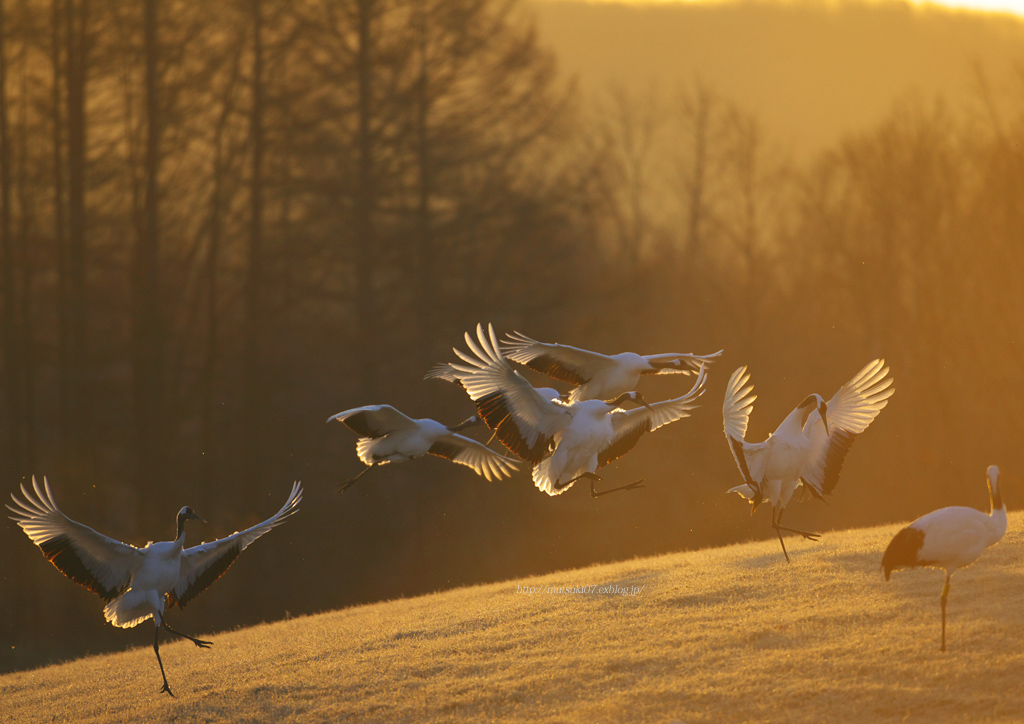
[[1, 0, 1022, 673]]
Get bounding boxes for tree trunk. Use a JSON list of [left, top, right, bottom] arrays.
[[0, 0, 22, 483], [16, 6, 35, 471], [414, 0, 435, 365], [354, 0, 377, 394], [242, 0, 266, 486], [52, 0, 71, 454], [134, 0, 165, 488], [65, 0, 89, 475]]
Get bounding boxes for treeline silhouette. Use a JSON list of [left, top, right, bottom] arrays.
[[1, 0, 1021, 674]]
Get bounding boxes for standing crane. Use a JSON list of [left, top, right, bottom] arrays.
[[8, 477, 302, 696], [723, 359, 894, 561], [882, 465, 1007, 652]]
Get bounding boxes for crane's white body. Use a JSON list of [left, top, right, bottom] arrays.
[[904, 505, 1006, 574], [355, 414, 457, 464], [448, 324, 708, 495], [724, 360, 894, 560], [107, 539, 186, 628], [532, 399, 618, 493], [501, 331, 720, 402], [728, 398, 823, 511], [882, 465, 1007, 651], [328, 404, 517, 482]]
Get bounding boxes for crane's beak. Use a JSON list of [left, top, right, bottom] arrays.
[[635, 392, 654, 413], [188, 510, 206, 524], [819, 401, 830, 436]]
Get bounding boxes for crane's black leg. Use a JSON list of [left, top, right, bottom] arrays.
[[774, 508, 821, 541], [154, 627, 174, 697], [337, 465, 374, 493], [591, 478, 646, 498], [771, 509, 791, 563], [940, 574, 950, 653], [162, 621, 212, 649]]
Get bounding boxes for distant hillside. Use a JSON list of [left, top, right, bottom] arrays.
[[3, 513, 1021, 723], [530, 0, 1024, 157]]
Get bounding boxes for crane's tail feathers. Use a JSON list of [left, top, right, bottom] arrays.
[[103, 590, 155, 629]]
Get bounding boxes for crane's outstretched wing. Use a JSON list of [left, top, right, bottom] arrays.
[[602, 365, 708, 467], [428, 433, 520, 481], [722, 366, 770, 496], [327, 405, 419, 437], [448, 324, 569, 464], [426, 360, 562, 402], [167, 482, 303, 609], [802, 359, 894, 496], [500, 331, 608, 387], [641, 350, 723, 375], [8, 477, 143, 601]]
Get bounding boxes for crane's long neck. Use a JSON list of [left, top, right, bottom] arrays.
[[175, 514, 189, 543], [989, 479, 1008, 540], [777, 405, 809, 439]]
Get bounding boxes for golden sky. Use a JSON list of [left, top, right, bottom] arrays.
[[869, 0, 1023, 14], [586, 0, 1024, 19]]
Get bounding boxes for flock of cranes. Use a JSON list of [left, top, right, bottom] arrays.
[[6, 321, 1010, 696]]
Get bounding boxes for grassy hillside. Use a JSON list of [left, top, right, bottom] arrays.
[[3, 512, 1022, 723]]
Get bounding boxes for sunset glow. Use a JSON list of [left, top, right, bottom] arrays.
[[582, 0, 1024, 20]]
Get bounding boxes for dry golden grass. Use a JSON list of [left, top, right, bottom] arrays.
[[3, 512, 1022, 723]]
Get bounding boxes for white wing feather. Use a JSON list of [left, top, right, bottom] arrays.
[[7, 476, 143, 600], [428, 433, 519, 481], [802, 359, 894, 495], [722, 367, 769, 489]]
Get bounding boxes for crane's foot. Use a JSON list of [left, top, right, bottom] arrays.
[[164, 623, 213, 648], [160, 680, 175, 697], [776, 526, 820, 542]]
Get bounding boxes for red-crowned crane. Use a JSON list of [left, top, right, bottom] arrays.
[[500, 330, 720, 403], [882, 465, 1007, 652], [446, 323, 708, 497], [7, 477, 302, 696], [327, 405, 519, 491], [723, 360, 894, 561]]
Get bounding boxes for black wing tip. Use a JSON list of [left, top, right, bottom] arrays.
[[428, 439, 463, 463], [822, 429, 857, 495], [475, 391, 551, 463], [340, 410, 385, 439], [598, 419, 651, 468], [171, 544, 242, 610], [728, 435, 756, 488], [39, 535, 125, 601]]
